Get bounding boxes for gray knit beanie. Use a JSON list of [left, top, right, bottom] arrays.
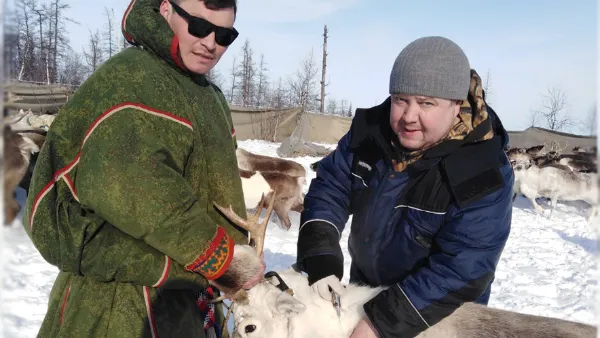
[[389, 36, 470, 101]]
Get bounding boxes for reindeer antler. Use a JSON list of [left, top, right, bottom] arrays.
[[213, 191, 277, 256], [208, 193, 277, 305]]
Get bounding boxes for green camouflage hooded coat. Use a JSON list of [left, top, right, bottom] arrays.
[[23, 0, 249, 336]]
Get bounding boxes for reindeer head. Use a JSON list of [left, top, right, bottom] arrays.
[[231, 269, 308, 338], [507, 148, 534, 171]]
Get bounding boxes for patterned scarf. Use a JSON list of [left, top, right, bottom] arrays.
[[392, 69, 494, 172], [196, 286, 221, 338]]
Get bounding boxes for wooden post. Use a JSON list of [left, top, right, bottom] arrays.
[[320, 25, 328, 114]]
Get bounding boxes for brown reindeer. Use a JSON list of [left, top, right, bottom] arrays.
[[239, 168, 304, 230], [236, 148, 307, 229], [236, 148, 307, 178], [3, 126, 44, 225], [3, 109, 48, 225]]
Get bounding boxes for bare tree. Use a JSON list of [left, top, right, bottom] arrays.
[[59, 48, 86, 87], [206, 68, 225, 89], [32, 4, 51, 83], [15, 0, 37, 81], [12, 0, 76, 83], [288, 49, 320, 112], [483, 68, 493, 105], [340, 99, 347, 116], [529, 110, 539, 128], [236, 39, 256, 107], [269, 77, 288, 109], [326, 98, 337, 115], [320, 25, 329, 113], [48, 0, 77, 83], [228, 56, 238, 102], [530, 86, 576, 132], [255, 54, 268, 107], [347, 103, 353, 117], [104, 7, 116, 58], [83, 29, 103, 74], [583, 104, 597, 136], [4, 5, 20, 80]]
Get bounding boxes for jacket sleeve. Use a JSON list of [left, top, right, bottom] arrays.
[[296, 130, 354, 283], [363, 167, 513, 338], [77, 218, 207, 288], [75, 107, 235, 281]]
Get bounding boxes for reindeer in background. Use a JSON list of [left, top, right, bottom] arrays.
[[235, 148, 306, 230], [507, 142, 597, 220], [3, 109, 50, 225]]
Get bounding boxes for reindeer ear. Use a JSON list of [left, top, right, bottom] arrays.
[[274, 292, 306, 317]]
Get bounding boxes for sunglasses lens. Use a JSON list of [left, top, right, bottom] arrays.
[[189, 18, 214, 38], [215, 29, 238, 46]]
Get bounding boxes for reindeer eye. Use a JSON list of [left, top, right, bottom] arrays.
[[245, 324, 257, 333]]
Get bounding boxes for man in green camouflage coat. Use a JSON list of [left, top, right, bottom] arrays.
[[23, 0, 264, 337]]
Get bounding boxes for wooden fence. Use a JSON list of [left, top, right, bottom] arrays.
[[3, 80, 78, 115]]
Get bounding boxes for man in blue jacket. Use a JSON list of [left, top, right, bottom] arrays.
[[296, 36, 514, 338]]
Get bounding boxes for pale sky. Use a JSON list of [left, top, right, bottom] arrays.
[[56, 0, 596, 133]]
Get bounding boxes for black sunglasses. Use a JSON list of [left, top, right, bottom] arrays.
[[169, 1, 239, 46]]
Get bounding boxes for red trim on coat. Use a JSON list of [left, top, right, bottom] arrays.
[[143, 286, 158, 337], [59, 281, 72, 326], [152, 256, 172, 288], [121, 0, 136, 43]]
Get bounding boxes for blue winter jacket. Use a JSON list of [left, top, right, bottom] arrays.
[[296, 97, 514, 338]]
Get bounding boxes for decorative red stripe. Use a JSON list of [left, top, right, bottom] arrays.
[[144, 286, 159, 338], [64, 174, 78, 199], [59, 281, 72, 326], [84, 103, 192, 143], [29, 155, 80, 231], [153, 256, 171, 288], [29, 181, 55, 230], [121, 0, 136, 43]]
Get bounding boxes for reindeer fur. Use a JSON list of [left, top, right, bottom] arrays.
[[3, 109, 51, 224], [231, 267, 596, 338], [239, 168, 305, 230], [514, 162, 597, 219], [210, 244, 265, 299], [236, 148, 307, 178], [240, 169, 273, 208], [3, 125, 41, 224]]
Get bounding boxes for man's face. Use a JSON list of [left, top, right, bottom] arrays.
[[160, 0, 235, 74], [389, 94, 461, 150]]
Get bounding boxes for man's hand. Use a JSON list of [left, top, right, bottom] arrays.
[[311, 275, 346, 300], [350, 318, 380, 338]]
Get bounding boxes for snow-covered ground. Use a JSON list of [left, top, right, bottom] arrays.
[[3, 139, 598, 337]]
